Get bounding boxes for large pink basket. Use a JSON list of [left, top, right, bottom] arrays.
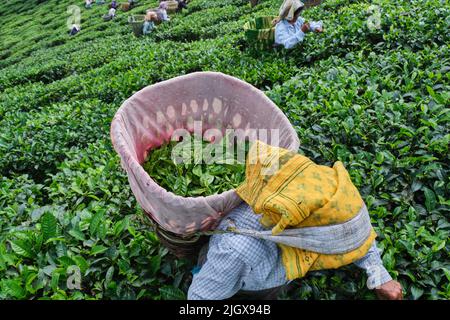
[[110, 72, 299, 235]]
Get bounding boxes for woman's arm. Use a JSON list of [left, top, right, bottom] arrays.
[[353, 241, 403, 299], [274, 21, 306, 49], [353, 241, 393, 289], [188, 239, 248, 300]]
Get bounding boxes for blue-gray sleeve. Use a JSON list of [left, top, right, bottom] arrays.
[[187, 239, 248, 300], [274, 21, 306, 49], [353, 241, 393, 289]]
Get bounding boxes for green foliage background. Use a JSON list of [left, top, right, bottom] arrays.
[[0, 0, 448, 300]]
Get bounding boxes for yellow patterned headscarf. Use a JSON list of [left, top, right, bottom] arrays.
[[236, 141, 377, 280]]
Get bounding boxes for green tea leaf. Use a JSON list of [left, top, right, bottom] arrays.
[[432, 240, 446, 252], [104, 266, 114, 289], [149, 255, 161, 276], [159, 286, 186, 300], [68, 229, 86, 241], [9, 239, 33, 258], [1, 279, 27, 299], [410, 285, 424, 300], [90, 245, 108, 256], [423, 188, 437, 212], [41, 212, 57, 242], [90, 209, 105, 237], [51, 270, 61, 292], [72, 256, 89, 274]]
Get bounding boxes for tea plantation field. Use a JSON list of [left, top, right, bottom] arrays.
[[0, 0, 449, 300]]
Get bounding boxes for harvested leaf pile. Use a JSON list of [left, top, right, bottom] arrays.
[[0, 0, 448, 300], [143, 135, 248, 197]]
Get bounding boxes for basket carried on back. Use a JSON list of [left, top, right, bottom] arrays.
[[155, 223, 210, 259], [128, 15, 145, 36], [121, 2, 130, 11], [152, 1, 178, 14], [128, 14, 160, 36], [166, 0, 179, 13], [110, 72, 300, 256], [243, 16, 277, 50], [121, 0, 139, 11]]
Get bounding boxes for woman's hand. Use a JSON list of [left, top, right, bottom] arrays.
[[315, 26, 323, 33], [301, 22, 310, 33], [374, 280, 403, 300]]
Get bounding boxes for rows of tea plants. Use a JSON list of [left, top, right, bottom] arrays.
[[0, 0, 448, 300]]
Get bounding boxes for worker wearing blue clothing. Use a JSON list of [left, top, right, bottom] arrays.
[[274, 0, 323, 49]]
